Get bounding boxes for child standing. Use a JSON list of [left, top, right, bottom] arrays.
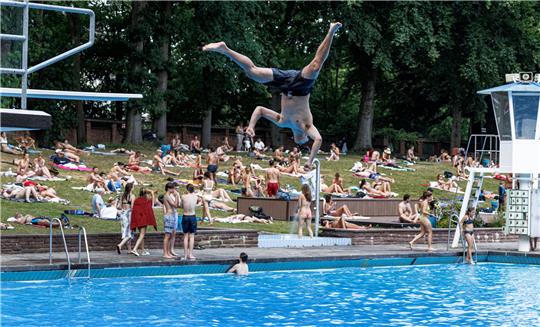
[[130, 188, 157, 256], [162, 182, 181, 259]]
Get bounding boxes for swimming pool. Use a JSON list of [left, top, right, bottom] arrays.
[[2, 263, 539, 326]]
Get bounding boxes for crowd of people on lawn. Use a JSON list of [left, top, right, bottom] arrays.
[[1, 129, 520, 257]]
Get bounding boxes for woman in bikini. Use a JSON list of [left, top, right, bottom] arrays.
[[409, 191, 434, 252], [33, 154, 52, 179], [202, 172, 233, 202], [359, 179, 390, 198], [460, 207, 476, 264], [323, 194, 356, 217], [297, 184, 314, 238], [0, 132, 22, 155], [17, 151, 36, 179]]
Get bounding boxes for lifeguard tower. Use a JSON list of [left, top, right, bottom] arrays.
[[453, 72, 540, 252]]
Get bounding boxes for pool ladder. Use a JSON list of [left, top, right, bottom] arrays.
[[78, 227, 91, 278], [49, 218, 71, 276], [49, 221, 91, 278]]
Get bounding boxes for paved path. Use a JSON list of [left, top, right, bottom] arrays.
[[1, 242, 523, 271]]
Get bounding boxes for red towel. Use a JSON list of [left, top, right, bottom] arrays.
[[130, 197, 157, 230]]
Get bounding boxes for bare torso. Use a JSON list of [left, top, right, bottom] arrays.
[[266, 167, 280, 183], [278, 95, 313, 134], [181, 193, 198, 216]]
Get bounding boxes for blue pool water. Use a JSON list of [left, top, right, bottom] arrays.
[[1, 263, 539, 326]]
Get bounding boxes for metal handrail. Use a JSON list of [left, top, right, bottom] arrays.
[[0, 0, 95, 74], [77, 227, 91, 278], [313, 158, 321, 236], [49, 218, 71, 277], [447, 213, 459, 251]]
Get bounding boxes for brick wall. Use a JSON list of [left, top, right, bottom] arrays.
[[320, 228, 517, 246], [1, 229, 258, 254]]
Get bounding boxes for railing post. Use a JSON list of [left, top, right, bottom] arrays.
[[21, 0, 29, 109], [313, 159, 321, 236]]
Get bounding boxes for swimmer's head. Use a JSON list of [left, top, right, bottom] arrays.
[[239, 252, 248, 263]]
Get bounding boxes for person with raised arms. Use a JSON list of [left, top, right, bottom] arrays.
[[203, 22, 342, 167]]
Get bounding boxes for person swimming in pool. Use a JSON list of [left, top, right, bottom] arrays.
[[203, 22, 342, 167], [227, 252, 249, 276]]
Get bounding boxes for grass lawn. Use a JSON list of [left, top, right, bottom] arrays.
[[0, 145, 500, 235]]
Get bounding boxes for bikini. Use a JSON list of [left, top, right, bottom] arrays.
[[463, 217, 474, 235]]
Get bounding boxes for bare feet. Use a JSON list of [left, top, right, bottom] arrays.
[[427, 247, 434, 252], [330, 22, 342, 33], [202, 41, 227, 53], [408, 242, 414, 250], [187, 255, 196, 260], [163, 254, 175, 259]]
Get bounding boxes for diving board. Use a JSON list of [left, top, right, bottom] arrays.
[[0, 108, 52, 131], [0, 88, 143, 102]]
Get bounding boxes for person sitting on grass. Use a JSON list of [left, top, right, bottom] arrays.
[[190, 135, 201, 154], [153, 149, 180, 176], [398, 194, 417, 223], [228, 157, 243, 185], [277, 157, 304, 176], [0, 132, 22, 155], [216, 145, 230, 162], [327, 143, 340, 161], [222, 136, 233, 152], [436, 174, 459, 191], [202, 172, 234, 202], [406, 145, 417, 163], [359, 179, 391, 198], [321, 218, 371, 230], [87, 167, 107, 191], [319, 175, 345, 194], [15, 133, 36, 150], [273, 146, 286, 164], [323, 194, 356, 217], [127, 151, 151, 173], [227, 252, 249, 276], [33, 154, 53, 179], [16, 151, 36, 180]]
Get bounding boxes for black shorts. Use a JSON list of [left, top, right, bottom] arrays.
[[182, 215, 197, 234], [207, 164, 218, 173], [264, 68, 315, 96]]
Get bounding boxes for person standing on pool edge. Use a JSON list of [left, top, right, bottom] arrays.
[[181, 184, 200, 260], [203, 22, 342, 167]]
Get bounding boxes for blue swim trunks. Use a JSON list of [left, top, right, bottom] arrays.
[[163, 212, 178, 234], [182, 215, 197, 234]]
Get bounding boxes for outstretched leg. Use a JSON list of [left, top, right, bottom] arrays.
[[301, 22, 342, 80], [203, 42, 273, 83]]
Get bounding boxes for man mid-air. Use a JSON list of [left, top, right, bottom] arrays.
[[203, 22, 342, 167]]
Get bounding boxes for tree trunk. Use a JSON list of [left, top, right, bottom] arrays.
[[202, 108, 212, 148], [353, 68, 377, 151], [451, 105, 462, 149], [154, 1, 171, 143], [124, 0, 147, 144], [270, 91, 283, 147], [68, 14, 85, 144]]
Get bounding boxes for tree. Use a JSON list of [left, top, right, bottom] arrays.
[[124, 0, 148, 144]]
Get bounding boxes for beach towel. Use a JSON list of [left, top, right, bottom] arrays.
[[53, 163, 93, 172]]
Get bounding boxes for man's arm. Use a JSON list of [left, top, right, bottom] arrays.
[[227, 263, 239, 273]]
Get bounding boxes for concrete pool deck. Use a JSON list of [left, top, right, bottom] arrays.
[[2, 242, 539, 273]]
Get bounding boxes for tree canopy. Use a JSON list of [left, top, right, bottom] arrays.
[[2, 1, 539, 149]]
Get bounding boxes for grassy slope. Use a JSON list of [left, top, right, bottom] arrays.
[[0, 147, 499, 235]]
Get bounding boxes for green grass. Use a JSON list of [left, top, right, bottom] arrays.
[[0, 146, 499, 235]]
